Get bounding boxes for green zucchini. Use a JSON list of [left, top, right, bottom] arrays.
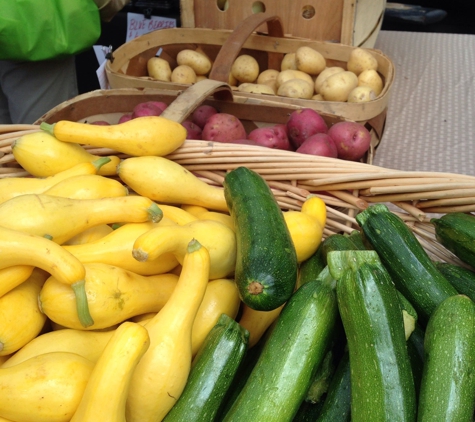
[[347, 229, 369, 250], [316, 349, 351, 422], [320, 233, 362, 262], [355, 203, 457, 324], [328, 250, 417, 422], [435, 261, 475, 301], [417, 294, 475, 421], [431, 212, 475, 268], [222, 280, 339, 422], [407, 323, 425, 398], [224, 167, 298, 311], [163, 314, 249, 422], [298, 244, 326, 288]]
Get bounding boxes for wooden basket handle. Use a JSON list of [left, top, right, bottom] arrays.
[[208, 12, 285, 83], [160, 79, 234, 123]]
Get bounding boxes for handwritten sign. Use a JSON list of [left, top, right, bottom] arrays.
[[126, 12, 176, 42]]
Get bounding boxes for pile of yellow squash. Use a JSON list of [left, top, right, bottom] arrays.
[[0, 116, 326, 422]]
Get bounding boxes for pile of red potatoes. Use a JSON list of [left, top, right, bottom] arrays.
[[92, 102, 372, 162]]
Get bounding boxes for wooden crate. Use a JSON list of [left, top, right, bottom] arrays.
[[105, 12, 393, 136], [180, 0, 387, 48]]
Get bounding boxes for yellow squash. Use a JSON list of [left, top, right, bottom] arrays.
[[126, 239, 210, 422], [284, 210, 324, 263], [301, 195, 327, 228], [198, 210, 235, 231], [63, 224, 114, 245], [117, 156, 229, 212], [191, 278, 241, 356], [0, 157, 110, 205], [39, 263, 179, 330], [181, 204, 209, 216], [0, 352, 94, 422], [133, 219, 236, 279], [63, 221, 179, 275], [157, 203, 198, 225], [0, 265, 34, 297], [134, 278, 242, 356], [282, 195, 327, 263], [40, 115, 186, 156], [0, 225, 92, 328], [1, 329, 114, 368], [0, 194, 162, 245], [71, 322, 150, 422], [11, 131, 120, 177], [238, 303, 285, 348], [43, 174, 129, 199], [0, 269, 48, 355]]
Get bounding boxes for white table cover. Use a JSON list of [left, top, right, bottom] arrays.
[[374, 30, 475, 176]]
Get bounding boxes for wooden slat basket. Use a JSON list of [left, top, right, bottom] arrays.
[[179, 0, 387, 48], [105, 11, 394, 150], [0, 80, 473, 268]]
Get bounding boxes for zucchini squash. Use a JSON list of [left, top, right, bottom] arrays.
[[224, 167, 298, 311], [222, 279, 338, 422], [417, 294, 475, 421], [163, 314, 248, 421], [328, 250, 417, 422], [431, 212, 475, 268], [356, 203, 457, 324], [434, 261, 475, 301]]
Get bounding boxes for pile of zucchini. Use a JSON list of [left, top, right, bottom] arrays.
[[166, 168, 475, 422]]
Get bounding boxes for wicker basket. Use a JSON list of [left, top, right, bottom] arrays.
[[0, 80, 472, 267], [105, 12, 394, 129]]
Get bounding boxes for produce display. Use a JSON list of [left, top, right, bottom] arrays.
[[1, 112, 475, 422], [146, 46, 385, 104]]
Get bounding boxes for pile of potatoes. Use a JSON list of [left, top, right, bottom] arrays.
[[146, 46, 384, 103]]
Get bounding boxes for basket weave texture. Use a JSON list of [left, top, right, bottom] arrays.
[[1, 122, 474, 268]]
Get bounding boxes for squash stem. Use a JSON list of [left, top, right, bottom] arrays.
[[147, 203, 163, 223], [71, 280, 94, 328], [39, 122, 55, 135], [92, 156, 112, 171], [187, 238, 202, 253]]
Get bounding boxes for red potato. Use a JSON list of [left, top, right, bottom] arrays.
[[286, 108, 328, 149], [201, 113, 247, 143], [118, 113, 133, 124], [296, 133, 338, 158], [182, 120, 202, 140], [247, 125, 292, 150], [191, 105, 218, 128], [327, 121, 372, 161], [131, 101, 168, 118]]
